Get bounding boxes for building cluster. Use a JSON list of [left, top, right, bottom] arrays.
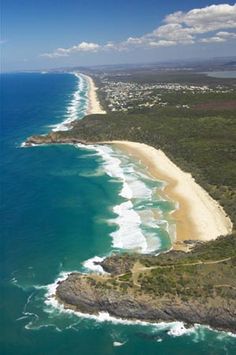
[[99, 78, 232, 112]]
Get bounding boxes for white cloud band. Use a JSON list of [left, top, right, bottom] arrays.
[[41, 4, 236, 58]]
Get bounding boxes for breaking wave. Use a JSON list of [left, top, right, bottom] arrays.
[[52, 73, 88, 132], [76, 143, 173, 253]]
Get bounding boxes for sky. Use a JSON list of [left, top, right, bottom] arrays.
[[1, 0, 236, 71]]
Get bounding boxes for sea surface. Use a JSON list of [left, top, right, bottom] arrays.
[[1, 72, 235, 355], [204, 70, 236, 78]]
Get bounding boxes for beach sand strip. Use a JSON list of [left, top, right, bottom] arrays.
[[104, 141, 233, 248]]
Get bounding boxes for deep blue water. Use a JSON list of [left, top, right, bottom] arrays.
[[1, 73, 235, 355]]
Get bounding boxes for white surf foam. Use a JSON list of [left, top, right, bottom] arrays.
[[92, 145, 154, 201], [167, 322, 194, 337], [113, 341, 126, 347], [83, 256, 106, 274], [44, 274, 199, 335], [16, 315, 31, 321], [20, 142, 39, 148], [44, 271, 72, 310], [111, 201, 147, 252], [75, 143, 163, 253], [92, 145, 133, 199], [15, 291, 41, 328], [125, 177, 152, 200], [86, 145, 156, 252], [52, 73, 88, 132]]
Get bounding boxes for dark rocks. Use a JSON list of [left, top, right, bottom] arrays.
[[99, 254, 136, 275], [24, 133, 90, 146], [56, 271, 236, 333]]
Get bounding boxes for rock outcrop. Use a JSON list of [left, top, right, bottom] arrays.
[[56, 269, 236, 333], [24, 133, 88, 146]]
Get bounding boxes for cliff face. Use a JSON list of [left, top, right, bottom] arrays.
[[56, 270, 236, 332]]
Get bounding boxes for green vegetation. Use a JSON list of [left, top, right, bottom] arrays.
[[140, 259, 235, 299], [152, 90, 236, 107], [92, 234, 236, 302], [55, 104, 236, 227]]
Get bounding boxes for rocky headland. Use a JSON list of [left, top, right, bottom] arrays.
[[56, 235, 236, 333]]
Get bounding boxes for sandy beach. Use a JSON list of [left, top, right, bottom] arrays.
[[81, 74, 106, 115], [104, 141, 233, 248], [75, 75, 232, 249]]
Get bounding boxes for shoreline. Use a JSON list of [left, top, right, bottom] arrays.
[[40, 72, 105, 133], [80, 73, 106, 115], [103, 141, 233, 248], [72, 75, 232, 248], [22, 73, 236, 334], [25, 73, 233, 250]]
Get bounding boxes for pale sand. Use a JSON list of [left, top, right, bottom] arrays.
[[104, 141, 233, 248], [81, 74, 106, 115]]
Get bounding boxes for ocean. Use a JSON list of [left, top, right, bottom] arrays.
[[204, 71, 236, 78], [1, 72, 235, 355]]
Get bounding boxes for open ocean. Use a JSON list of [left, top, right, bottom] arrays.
[[1, 72, 235, 355]]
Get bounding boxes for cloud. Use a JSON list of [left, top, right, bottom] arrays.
[[200, 30, 236, 43], [148, 40, 177, 47], [41, 41, 101, 58], [200, 36, 226, 43], [128, 3, 236, 49], [41, 4, 236, 58], [216, 31, 236, 38], [74, 42, 100, 52], [152, 23, 194, 43], [164, 4, 236, 33]]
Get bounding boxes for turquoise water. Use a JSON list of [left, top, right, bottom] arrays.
[[1, 73, 235, 354]]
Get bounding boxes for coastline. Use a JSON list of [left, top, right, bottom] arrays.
[[103, 141, 233, 248], [22, 72, 105, 136], [81, 73, 106, 115], [25, 73, 233, 249], [70, 76, 233, 247], [20, 72, 236, 335]]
